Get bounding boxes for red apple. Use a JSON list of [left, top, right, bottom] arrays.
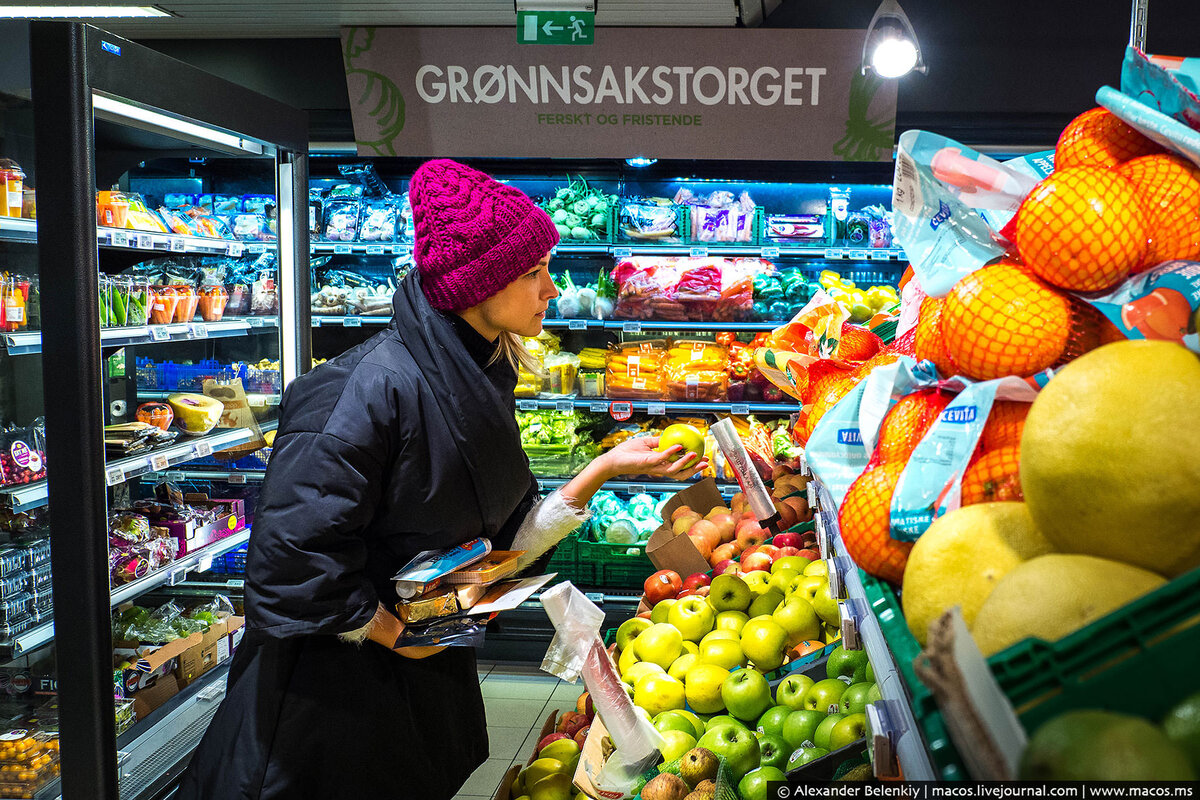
[[742, 551, 773, 572], [574, 725, 590, 749], [563, 716, 589, 738], [636, 611, 652, 620], [670, 505, 696, 522], [713, 559, 738, 576], [795, 548, 820, 562], [783, 496, 812, 523], [772, 532, 803, 550], [682, 573, 712, 591], [688, 519, 722, 551], [710, 542, 738, 566], [709, 512, 738, 544], [538, 733, 570, 753], [757, 544, 781, 561], [694, 585, 711, 597], [557, 711, 587, 735], [740, 544, 760, 562], [736, 522, 766, 552], [687, 532, 714, 562], [778, 546, 801, 558], [676, 588, 695, 598], [644, 570, 683, 605]]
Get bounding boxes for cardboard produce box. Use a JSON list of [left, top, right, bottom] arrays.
[[645, 479, 724, 577], [572, 716, 633, 800], [114, 635, 195, 697], [177, 616, 245, 687], [492, 765, 522, 800]]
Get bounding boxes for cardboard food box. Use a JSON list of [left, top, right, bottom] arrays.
[[492, 765, 522, 800], [572, 716, 634, 800], [130, 673, 181, 720], [157, 494, 246, 556], [176, 615, 245, 687], [114, 635, 195, 697], [645, 479, 724, 577]]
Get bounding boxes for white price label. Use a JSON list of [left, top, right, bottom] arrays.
[[365, 245, 384, 255], [628, 484, 647, 495], [568, 319, 587, 330], [392, 245, 408, 255], [517, 400, 538, 411], [149, 453, 170, 471], [105, 466, 125, 487], [647, 402, 666, 416], [850, 250, 870, 261], [228, 473, 247, 485], [731, 403, 750, 416], [170, 237, 186, 253], [689, 246, 709, 258], [825, 249, 845, 260], [761, 247, 780, 259], [333, 244, 351, 255], [112, 231, 128, 247], [555, 400, 573, 413], [150, 326, 170, 341], [194, 441, 213, 458], [613, 247, 633, 260], [189, 323, 208, 338], [137, 234, 153, 250], [343, 316, 362, 327], [228, 243, 244, 257], [621, 321, 641, 333], [248, 317, 266, 327], [168, 567, 188, 586], [870, 250, 893, 261], [197, 555, 213, 573], [589, 401, 608, 413]]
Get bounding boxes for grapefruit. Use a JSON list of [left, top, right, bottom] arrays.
[[1054, 107, 1164, 170], [960, 445, 1023, 505], [901, 502, 1053, 646], [1116, 153, 1200, 268], [1020, 340, 1200, 577], [1021, 710, 1197, 780], [838, 461, 912, 585], [971, 554, 1165, 656], [1015, 166, 1148, 291], [941, 262, 1071, 380]]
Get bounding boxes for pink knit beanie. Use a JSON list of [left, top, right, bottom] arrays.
[[410, 159, 559, 312]]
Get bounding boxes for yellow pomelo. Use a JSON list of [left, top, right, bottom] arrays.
[[902, 502, 1053, 646], [1020, 340, 1200, 577], [971, 554, 1165, 656]]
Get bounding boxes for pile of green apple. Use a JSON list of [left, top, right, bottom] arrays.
[[628, 646, 879, 799]]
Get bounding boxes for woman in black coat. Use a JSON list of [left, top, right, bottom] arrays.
[[177, 159, 705, 800]]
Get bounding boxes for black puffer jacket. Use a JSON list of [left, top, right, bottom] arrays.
[[177, 271, 538, 800]]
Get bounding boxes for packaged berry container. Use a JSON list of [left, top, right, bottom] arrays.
[[0, 573, 26, 601], [0, 595, 29, 624], [0, 553, 22, 580], [0, 616, 33, 640], [14, 541, 49, 571], [24, 567, 49, 595]]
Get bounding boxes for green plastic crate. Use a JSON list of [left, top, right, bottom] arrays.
[[861, 564, 1200, 780], [545, 530, 598, 586], [578, 536, 655, 591]]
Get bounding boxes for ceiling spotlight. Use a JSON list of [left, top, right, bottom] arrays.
[[862, 0, 926, 78], [625, 157, 657, 168]]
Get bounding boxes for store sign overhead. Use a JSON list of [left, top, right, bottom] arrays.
[[341, 26, 897, 161]]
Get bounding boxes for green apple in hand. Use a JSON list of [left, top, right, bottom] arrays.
[[756, 733, 790, 771], [740, 617, 789, 672], [773, 597, 822, 647], [709, 574, 753, 612], [829, 712, 867, 751], [813, 713, 845, 750], [787, 745, 829, 770], [756, 705, 792, 738], [825, 645, 868, 680], [654, 710, 703, 739], [699, 638, 748, 671], [775, 673, 815, 712], [650, 598, 676, 624], [715, 610, 750, 635], [696, 722, 761, 781], [804, 678, 848, 714], [782, 709, 825, 750], [633, 673, 686, 717], [737, 766, 787, 800], [634, 623, 684, 669], [841, 682, 874, 714], [615, 617, 651, 652], [668, 596, 716, 642], [722, 668, 773, 723], [684, 663, 730, 714], [748, 589, 785, 618], [657, 729, 697, 762]]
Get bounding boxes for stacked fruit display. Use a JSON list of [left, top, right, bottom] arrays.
[[508, 694, 596, 800], [816, 270, 899, 324]]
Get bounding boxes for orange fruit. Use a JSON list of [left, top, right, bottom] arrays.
[[891, 325, 918, 358], [799, 375, 858, 444], [1059, 296, 1124, 364], [1015, 167, 1148, 291], [913, 296, 956, 377], [978, 401, 1030, 452], [941, 262, 1072, 380], [1116, 153, 1200, 268], [1055, 107, 1164, 169], [837, 322, 883, 362], [850, 348, 902, 382], [871, 388, 955, 466], [960, 445, 1023, 505], [838, 460, 912, 584]]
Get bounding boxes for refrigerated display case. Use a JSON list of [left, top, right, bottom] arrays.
[[0, 20, 308, 799]]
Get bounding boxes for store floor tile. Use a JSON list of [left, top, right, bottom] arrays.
[[456, 758, 514, 798], [549, 679, 585, 708], [487, 725, 536, 762], [481, 672, 559, 701], [482, 696, 552, 731]]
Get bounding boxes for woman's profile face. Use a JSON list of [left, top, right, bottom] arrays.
[[474, 251, 558, 338]]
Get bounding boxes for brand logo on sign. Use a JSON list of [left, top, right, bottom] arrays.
[[929, 200, 952, 231], [837, 429, 863, 445], [940, 406, 977, 424]]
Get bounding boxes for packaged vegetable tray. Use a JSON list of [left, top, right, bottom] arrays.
[[605, 340, 668, 400]]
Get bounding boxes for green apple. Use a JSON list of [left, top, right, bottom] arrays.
[[841, 682, 874, 714], [682, 640, 700, 656], [740, 617, 789, 672], [529, 772, 574, 800], [748, 589, 785, 618], [539, 738, 580, 766], [668, 596, 716, 642], [709, 574, 753, 612], [782, 709, 825, 749], [756, 705, 792, 738], [773, 555, 811, 574], [813, 713, 845, 750], [812, 582, 840, 627], [701, 629, 739, 646], [722, 668, 773, 723], [743, 571, 773, 596], [768, 569, 800, 595], [793, 575, 825, 603], [699, 638, 748, 671], [786, 745, 829, 770], [756, 733, 790, 771], [655, 710, 703, 739], [705, 714, 749, 732], [615, 617, 651, 652], [775, 673, 815, 712], [865, 662, 875, 683], [825, 645, 868, 681], [715, 610, 750, 635], [668, 653, 699, 682], [804, 679, 848, 714], [678, 709, 706, 739], [829, 712, 867, 751], [634, 623, 684, 670], [772, 597, 822, 647], [866, 683, 882, 704], [738, 766, 787, 800], [684, 663, 730, 714], [617, 644, 640, 676], [634, 673, 686, 717], [621, 661, 665, 687], [658, 729, 697, 762], [650, 598, 677, 624], [524, 757, 569, 788], [803, 560, 828, 577], [696, 722, 761, 781]]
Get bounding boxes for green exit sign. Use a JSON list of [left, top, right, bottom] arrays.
[[517, 10, 594, 45]]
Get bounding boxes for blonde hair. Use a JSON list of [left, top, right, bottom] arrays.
[[490, 331, 544, 376]]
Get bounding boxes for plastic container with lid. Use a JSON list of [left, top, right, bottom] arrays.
[[26, 589, 50, 620], [0, 594, 30, 624], [0, 164, 24, 218], [24, 567, 49, 595], [96, 190, 129, 229], [0, 616, 34, 640], [0, 552, 24, 580], [173, 285, 199, 323], [0, 731, 55, 764], [197, 285, 228, 322], [0, 752, 60, 798], [149, 286, 179, 325], [14, 541, 49, 571], [0, 573, 28, 601]]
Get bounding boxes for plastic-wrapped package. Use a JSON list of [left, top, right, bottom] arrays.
[[308, 189, 324, 236], [664, 340, 730, 401], [605, 341, 668, 400], [251, 270, 279, 316], [0, 423, 47, 488], [0, 615, 32, 640], [0, 594, 29, 624], [241, 194, 275, 215], [25, 566, 50, 595], [0, 552, 23, 580], [0, 572, 26, 600], [323, 198, 361, 242], [185, 208, 236, 240], [675, 188, 757, 243], [617, 199, 682, 242], [199, 194, 240, 215], [14, 540, 49, 571], [163, 193, 196, 210], [109, 513, 150, 543], [226, 213, 276, 242], [358, 198, 399, 242], [159, 207, 199, 236]]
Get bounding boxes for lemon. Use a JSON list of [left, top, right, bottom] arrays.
[[1021, 340, 1200, 577], [901, 503, 1053, 646], [971, 554, 1165, 656]]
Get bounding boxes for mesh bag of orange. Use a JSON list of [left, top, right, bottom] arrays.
[[605, 339, 668, 399]]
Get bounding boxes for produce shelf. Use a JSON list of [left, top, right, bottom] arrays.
[[311, 315, 390, 328], [311, 241, 412, 256], [97, 226, 272, 258], [0, 216, 37, 243], [536, 477, 738, 496], [551, 242, 909, 262], [0, 530, 251, 658], [0, 422, 275, 514], [1, 316, 279, 356], [149, 468, 267, 485], [541, 319, 781, 332], [138, 390, 281, 408], [516, 397, 800, 415]]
